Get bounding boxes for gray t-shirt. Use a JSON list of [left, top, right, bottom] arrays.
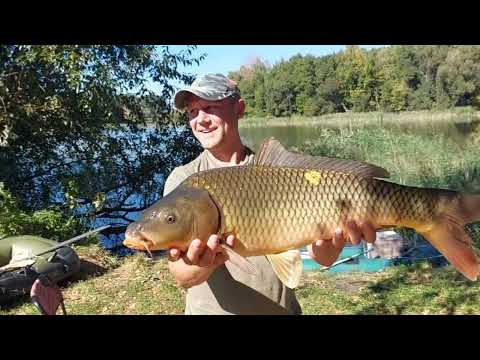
[[163, 148, 302, 315]]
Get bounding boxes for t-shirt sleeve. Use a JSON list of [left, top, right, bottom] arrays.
[[163, 166, 189, 196]]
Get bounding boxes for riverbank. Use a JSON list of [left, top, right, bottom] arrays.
[[239, 107, 480, 128], [0, 244, 185, 315], [3, 245, 480, 314]]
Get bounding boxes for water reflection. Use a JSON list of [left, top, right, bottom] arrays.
[[239, 116, 479, 151]]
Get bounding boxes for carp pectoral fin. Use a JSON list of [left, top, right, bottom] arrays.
[[266, 249, 302, 289], [220, 244, 257, 275]]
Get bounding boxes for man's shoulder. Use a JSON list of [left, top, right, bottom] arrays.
[[174, 151, 209, 176], [163, 152, 207, 196], [163, 147, 255, 196]]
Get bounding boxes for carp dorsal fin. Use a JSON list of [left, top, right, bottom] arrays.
[[266, 249, 303, 289], [253, 137, 390, 178]]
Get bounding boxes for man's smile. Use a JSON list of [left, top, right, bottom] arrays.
[[199, 127, 217, 134]]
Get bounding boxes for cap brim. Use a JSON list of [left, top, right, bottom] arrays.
[[174, 87, 232, 110], [174, 88, 214, 110], [173, 88, 198, 110]]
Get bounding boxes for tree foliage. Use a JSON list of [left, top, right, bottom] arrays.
[[229, 45, 480, 117], [0, 183, 84, 241], [0, 45, 204, 240]]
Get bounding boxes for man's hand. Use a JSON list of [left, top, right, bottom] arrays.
[[167, 234, 235, 289], [308, 221, 377, 267]]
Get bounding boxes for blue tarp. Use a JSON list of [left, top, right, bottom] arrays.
[[302, 243, 446, 273]]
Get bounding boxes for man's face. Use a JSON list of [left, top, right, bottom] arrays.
[[185, 96, 244, 150]]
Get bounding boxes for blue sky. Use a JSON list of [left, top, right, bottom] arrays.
[[149, 45, 387, 95]]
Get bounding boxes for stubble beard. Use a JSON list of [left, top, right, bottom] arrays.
[[196, 129, 224, 150]]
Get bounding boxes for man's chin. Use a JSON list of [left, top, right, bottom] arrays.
[[199, 138, 221, 150]]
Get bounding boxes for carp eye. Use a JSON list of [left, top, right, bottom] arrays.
[[166, 214, 176, 224]]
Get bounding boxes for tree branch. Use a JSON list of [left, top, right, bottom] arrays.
[[102, 225, 128, 236], [95, 203, 151, 216]]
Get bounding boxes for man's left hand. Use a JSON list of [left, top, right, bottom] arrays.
[[308, 221, 377, 267]]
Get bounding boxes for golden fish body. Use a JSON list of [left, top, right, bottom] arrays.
[[183, 165, 438, 257]]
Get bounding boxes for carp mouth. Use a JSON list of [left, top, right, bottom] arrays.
[[123, 235, 156, 257]]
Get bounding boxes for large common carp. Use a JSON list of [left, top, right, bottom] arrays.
[[123, 138, 480, 288]]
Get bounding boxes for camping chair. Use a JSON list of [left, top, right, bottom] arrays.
[[30, 275, 67, 315]]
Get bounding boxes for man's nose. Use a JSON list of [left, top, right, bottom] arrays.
[[196, 110, 210, 124]]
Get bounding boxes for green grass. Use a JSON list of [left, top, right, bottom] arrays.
[[298, 262, 480, 315], [240, 107, 480, 128], [5, 243, 480, 315], [298, 126, 480, 192], [0, 244, 185, 315], [2, 244, 480, 315]]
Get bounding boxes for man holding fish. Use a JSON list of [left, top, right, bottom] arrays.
[[124, 73, 480, 314], [160, 74, 377, 315]]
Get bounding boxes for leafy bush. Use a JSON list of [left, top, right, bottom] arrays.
[[0, 183, 85, 241]]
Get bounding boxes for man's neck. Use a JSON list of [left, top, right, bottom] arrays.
[[206, 140, 247, 166]]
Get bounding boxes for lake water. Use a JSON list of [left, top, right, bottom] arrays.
[[239, 116, 479, 151]]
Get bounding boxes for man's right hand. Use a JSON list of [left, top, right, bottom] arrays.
[[167, 234, 235, 288]]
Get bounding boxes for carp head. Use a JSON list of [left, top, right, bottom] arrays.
[[123, 186, 219, 254]]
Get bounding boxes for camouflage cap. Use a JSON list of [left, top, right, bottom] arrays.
[[173, 73, 241, 110]]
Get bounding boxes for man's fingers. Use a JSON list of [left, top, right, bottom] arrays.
[[360, 222, 377, 243], [168, 248, 181, 261], [198, 235, 220, 267], [344, 221, 362, 245], [213, 252, 228, 267], [185, 239, 204, 264], [225, 234, 235, 247], [332, 228, 347, 249], [314, 239, 328, 248]]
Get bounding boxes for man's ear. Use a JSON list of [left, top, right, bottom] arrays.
[[236, 98, 246, 119]]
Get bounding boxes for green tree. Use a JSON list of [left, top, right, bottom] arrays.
[[228, 45, 480, 117], [335, 46, 379, 112], [229, 57, 269, 116], [436, 46, 480, 108], [264, 61, 297, 116], [0, 45, 204, 239], [375, 46, 413, 111], [289, 55, 318, 115]]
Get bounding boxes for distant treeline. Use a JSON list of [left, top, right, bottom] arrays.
[[228, 45, 480, 116]]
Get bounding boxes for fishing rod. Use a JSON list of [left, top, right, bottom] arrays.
[[320, 247, 375, 271], [35, 225, 111, 256]]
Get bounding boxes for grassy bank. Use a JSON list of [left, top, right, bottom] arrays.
[[0, 244, 185, 315], [298, 262, 480, 315], [240, 107, 480, 128], [296, 120, 480, 246], [298, 126, 480, 192], [3, 247, 479, 315]]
